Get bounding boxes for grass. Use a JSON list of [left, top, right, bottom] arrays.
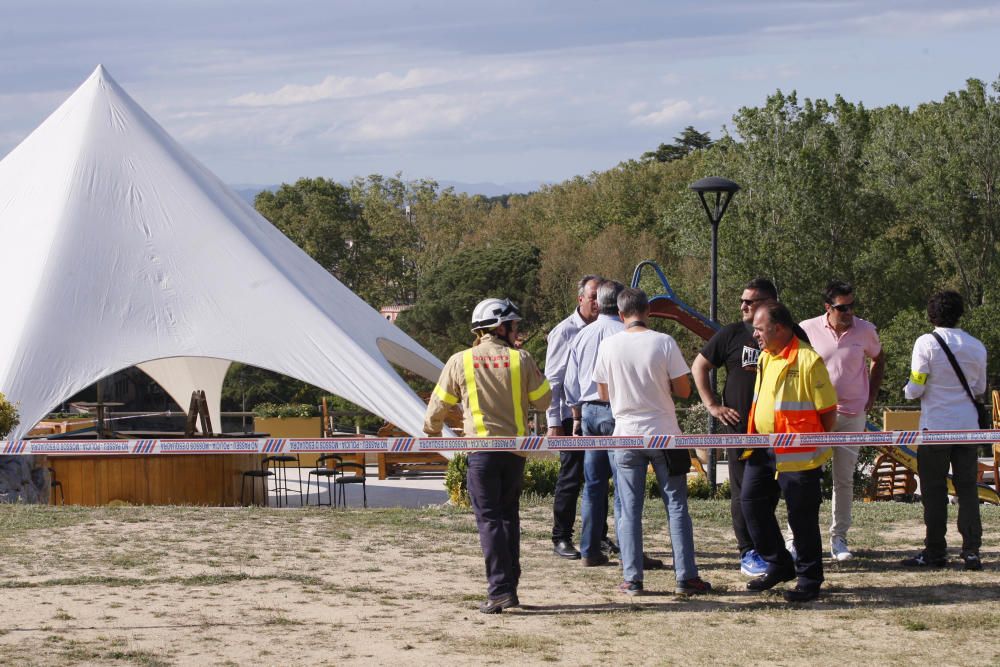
[[0, 499, 996, 665]]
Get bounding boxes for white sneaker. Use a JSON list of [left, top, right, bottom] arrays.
[[784, 537, 797, 562], [831, 536, 853, 561]]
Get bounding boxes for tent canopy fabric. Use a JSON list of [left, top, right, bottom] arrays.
[[0, 65, 443, 440]]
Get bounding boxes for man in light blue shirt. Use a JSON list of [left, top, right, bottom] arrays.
[[565, 279, 626, 566], [546, 275, 602, 559]]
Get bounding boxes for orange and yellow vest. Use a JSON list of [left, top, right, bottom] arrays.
[[746, 336, 837, 472]]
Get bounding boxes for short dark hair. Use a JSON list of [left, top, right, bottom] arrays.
[[927, 290, 964, 328], [617, 287, 649, 318], [745, 277, 777, 300], [758, 300, 796, 330], [824, 280, 854, 304]]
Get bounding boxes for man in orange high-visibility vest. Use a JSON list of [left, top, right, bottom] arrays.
[[744, 301, 837, 603], [424, 297, 551, 614]]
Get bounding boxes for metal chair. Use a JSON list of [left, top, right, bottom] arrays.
[[266, 455, 299, 507], [334, 460, 367, 508], [306, 454, 342, 506], [240, 457, 275, 506]]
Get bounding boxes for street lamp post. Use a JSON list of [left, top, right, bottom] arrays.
[[689, 176, 740, 490]]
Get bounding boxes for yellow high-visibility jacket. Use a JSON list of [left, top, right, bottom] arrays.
[[423, 334, 551, 446], [747, 336, 838, 472]]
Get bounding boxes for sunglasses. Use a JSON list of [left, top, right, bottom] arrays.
[[830, 302, 856, 312]]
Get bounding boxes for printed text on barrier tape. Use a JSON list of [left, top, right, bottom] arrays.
[[2, 430, 997, 455]]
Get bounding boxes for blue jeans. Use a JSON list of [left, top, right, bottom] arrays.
[[580, 403, 620, 558], [615, 449, 698, 583]]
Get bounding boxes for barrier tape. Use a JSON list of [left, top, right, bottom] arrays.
[[1, 429, 997, 456]]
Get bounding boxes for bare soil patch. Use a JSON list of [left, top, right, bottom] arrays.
[[0, 500, 996, 665]]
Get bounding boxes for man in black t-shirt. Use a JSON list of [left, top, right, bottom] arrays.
[[692, 277, 778, 577]]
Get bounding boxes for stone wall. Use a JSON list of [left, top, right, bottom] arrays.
[[0, 456, 49, 504]]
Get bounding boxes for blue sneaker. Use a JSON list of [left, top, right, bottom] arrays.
[[740, 549, 767, 577]]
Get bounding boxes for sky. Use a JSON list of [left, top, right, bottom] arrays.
[[0, 0, 998, 188]]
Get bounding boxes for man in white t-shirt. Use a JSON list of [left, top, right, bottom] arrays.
[[592, 287, 712, 597]]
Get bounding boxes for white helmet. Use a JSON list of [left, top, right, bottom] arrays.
[[471, 297, 522, 332]]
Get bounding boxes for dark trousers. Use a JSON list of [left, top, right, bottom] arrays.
[[741, 449, 824, 590], [918, 443, 982, 558], [552, 417, 584, 542], [467, 452, 526, 598], [727, 448, 753, 556]]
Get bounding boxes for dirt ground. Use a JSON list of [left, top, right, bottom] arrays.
[[0, 498, 997, 666]]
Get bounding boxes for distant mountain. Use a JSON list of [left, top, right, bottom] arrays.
[[228, 180, 546, 205], [231, 184, 279, 205], [437, 180, 546, 197]]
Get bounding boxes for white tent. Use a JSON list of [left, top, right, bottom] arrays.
[[0, 65, 444, 440]]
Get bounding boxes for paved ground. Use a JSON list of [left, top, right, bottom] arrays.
[[264, 466, 449, 508]]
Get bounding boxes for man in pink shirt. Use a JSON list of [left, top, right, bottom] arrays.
[[799, 281, 885, 562]]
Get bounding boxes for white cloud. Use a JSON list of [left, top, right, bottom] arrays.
[[762, 6, 1000, 36], [348, 94, 479, 142], [230, 68, 457, 107], [630, 98, 719, 126], [228, 62, 542, 108]]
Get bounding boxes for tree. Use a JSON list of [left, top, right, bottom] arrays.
[[642, 126, 713, 163], [867, 78, 1000, 307], [0, 392, 18, 438], [254, 177, 372, 298], [397, 241, 542, 360]]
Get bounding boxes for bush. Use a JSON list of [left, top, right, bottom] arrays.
[[523, 457, 561, 497], [0, 393, 18, 438], [444, 453, 470, 506], [444, 454, 563, 506], [687, 474, 713, 499], [252, 403, 318, 418]]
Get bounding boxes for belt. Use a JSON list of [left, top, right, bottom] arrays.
[[582, 400, 610, 407]]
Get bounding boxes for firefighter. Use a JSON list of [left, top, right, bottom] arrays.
[[424, 298, 551, 613]]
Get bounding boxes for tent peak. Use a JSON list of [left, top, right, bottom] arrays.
[[87, 64, 117, 86]]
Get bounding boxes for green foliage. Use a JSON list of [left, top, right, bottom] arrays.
[[642, 126, 713, 163], [252, 403, 318, 418], [444, 454, 563, 506], [445, 453, 470, 506], [221, 364, 325, 410], [879, 308, 930, 403], [687, 474, 713, 500], [0, 392, 18, 438], [523, 457, 562, 497], [397, 241, 542, 360]]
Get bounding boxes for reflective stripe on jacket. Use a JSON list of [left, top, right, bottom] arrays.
[[746, 336, 837, 472], [424, 334, 551, 446]]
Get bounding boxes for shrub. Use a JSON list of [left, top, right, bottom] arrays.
[[444, 453, 470, 506], [252, 403, 318, 418], [0, 392, 18, 438], [444, 454, 563, 506], [524, 457, 561, 497], [687, 474, 713, 499]]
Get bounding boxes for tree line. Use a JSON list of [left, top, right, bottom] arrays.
[[223, 76, 1000, 417]]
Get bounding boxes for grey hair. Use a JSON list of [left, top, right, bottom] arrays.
[[597, 280, 625, 314], [577, 274, 604, 297], [617, 287, 649, 317]]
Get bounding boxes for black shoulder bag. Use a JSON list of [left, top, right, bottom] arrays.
[[930, 331, 991, 429]]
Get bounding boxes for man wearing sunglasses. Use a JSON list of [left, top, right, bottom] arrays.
[[799, 280, 885, 562], [692, 277, 777, 578]]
